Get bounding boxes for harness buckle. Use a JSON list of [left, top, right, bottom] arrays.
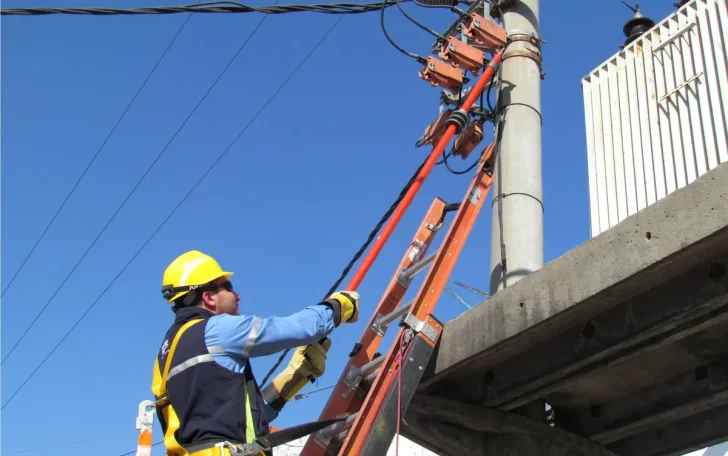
[[214, 441, 243, 455]]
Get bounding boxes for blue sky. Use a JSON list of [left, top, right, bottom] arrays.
[[2, 0, 682, 454]]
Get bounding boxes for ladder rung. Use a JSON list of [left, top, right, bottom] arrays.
[[342, 354, 386, 397], [361, 366, 379, 389], [370, 303, 411, 337], [398, 252, 437, 285], [313, 412, 359, 448], [359, 354, 385, 378]]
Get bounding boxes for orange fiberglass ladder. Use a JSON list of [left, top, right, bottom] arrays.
[[302, 143, 497, 456], [298, 12, 507, 454]]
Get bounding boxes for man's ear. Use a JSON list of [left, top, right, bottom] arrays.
[[199, 290, 214, 307]]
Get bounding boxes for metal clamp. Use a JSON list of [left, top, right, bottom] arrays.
[[342, 364, 363, 398], [400, 312, 438, 343], [502, 48, 542, 68], [507, 31, 544, 48], [371, 304, 411, 337], [215, 441, 246, 455]]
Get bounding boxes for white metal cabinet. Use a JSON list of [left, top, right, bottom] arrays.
[[582, 0, 728, 237]]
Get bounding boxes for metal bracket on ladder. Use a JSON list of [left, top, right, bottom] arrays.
[[400, 312, 439, 343]]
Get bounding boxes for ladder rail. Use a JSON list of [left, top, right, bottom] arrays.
[[338, 143, 497, 455], [300, 198, 450, 456]]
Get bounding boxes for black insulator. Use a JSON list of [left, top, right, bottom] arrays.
[[413, 0, 458, 6], [622, 3, 655, 46], [445, 109, 469, 134]]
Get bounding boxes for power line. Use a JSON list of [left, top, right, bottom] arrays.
[[1, 4, 198, 300], [119, 442, 164, 456], [0, 0, 274, 367], [1, 0, 349, 412], [0, 0, 456, 16]]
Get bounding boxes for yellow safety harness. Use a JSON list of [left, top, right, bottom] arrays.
[[152, 318, 257, 456]]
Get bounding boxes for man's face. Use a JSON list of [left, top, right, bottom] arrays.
[[204, 279, 240, 316]]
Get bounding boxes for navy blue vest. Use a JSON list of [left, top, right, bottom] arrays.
[[156, 307, 271, 452]]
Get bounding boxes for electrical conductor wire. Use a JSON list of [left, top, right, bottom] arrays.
[[0, 7, 196, 300], [0, 0, 465, 16], [393, 0, 443, 39], [0, 0, 278, 368], [1, 0, 350, 412], [379, 0, 425, 62]]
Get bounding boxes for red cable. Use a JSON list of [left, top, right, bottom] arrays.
[[394, 332, 405, 456]]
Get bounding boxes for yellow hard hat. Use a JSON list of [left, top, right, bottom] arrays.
[[161, 250, 234, 303]]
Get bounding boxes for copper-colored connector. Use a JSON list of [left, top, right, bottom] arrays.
[[439, 36, 485, 75], [417, 109, 453, 148], [463, 13, 507, 52], [452, 119, 484, 160], [419, 56, 464, 91]]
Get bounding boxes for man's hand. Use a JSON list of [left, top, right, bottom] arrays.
[[261, 339, 332, 412], [323, 291, 360, 327], [302, 338, 332, 378]]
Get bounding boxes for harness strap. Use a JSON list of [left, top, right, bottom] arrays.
[[152, 317, 257, 453], [153, 318, 204, 453], [154, 319, 203, 405]]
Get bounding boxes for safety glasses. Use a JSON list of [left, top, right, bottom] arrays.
[[217, 280, 234, 293]]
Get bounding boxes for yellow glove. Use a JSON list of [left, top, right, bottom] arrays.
[[322, 291, 360, 327], [261, 339, 332, 411]]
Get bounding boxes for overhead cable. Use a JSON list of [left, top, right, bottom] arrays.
[[379, 0, 426, 62], [1, 0, 348, 412], [1, 5, 197, 300], [0, 0, 273, 368], [0, 0, 470, 16]]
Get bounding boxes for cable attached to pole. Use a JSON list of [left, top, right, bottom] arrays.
[[379, 0, 427, 63]]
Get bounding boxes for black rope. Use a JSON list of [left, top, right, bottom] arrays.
[[0, 0, 469, 16], [259, 153, 430, 386]]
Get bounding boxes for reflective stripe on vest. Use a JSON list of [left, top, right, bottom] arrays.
[[152, 318, 255, 454]]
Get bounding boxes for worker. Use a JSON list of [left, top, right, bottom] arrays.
[[151, 250, 359, 456]]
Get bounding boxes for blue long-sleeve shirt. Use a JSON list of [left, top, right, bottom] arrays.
[[203, 304, 336, 421]]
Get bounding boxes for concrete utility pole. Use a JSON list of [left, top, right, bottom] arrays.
[[489, 0, 544, 294]]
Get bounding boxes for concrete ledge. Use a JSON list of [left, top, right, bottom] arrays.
[[402, 395, 618, 456], [420, 161, 728, 389]]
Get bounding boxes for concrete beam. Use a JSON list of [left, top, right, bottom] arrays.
[[563, 356, 728, 444], [401, 395, 617, 456], [471, 254, 728, 410], [604, 404, 728, 456], [419, 162, 728, 392]]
